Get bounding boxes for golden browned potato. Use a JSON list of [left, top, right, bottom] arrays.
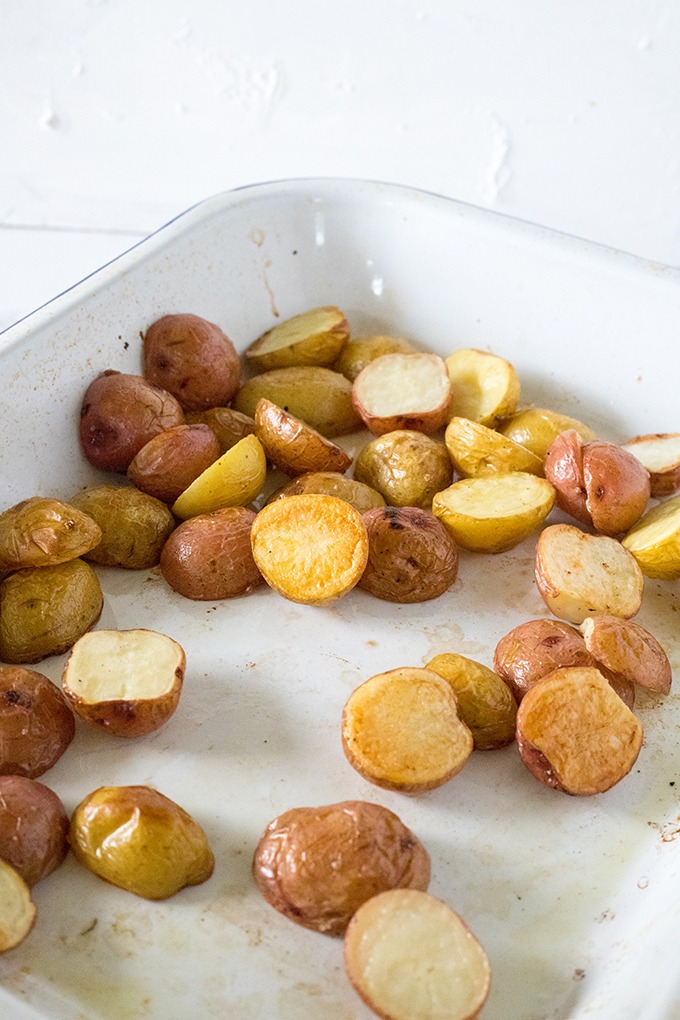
[[426, 653, 517, 749], [254, 398, 351, 476], [0, 858, 36, 953], [334, 334, 416, 382], [580, 615, 672, 695], [0, 666, 75, 777], [444, 417, 543, 478], [184, 406, 255, 453], [171, 435, 267, 519], [234, 366, 361, 437], [515, 666, 643, 795], [69, 785, 214, 900], [352, 352, 451, 435], [0, 497, 102, 572], [79, 370, 185, 472], [127, 423, 221, 503], [545, 430, 650, 535], [0, 775, 69, 885], [358, 506, 459, 603], [622, 433, 680, 498], [252, 801, 430, 935], [251, 494, 368, 606], [267, 472, 386, 514], [621, 493, 680, 580], [344, 889, 491, 1020], [446, 347, 520, 428], [498, 406, 596, 460], [342, 667, 473, 792], [0, 560, 103, 664], [62, 629, 185, 738], [70, 484, 176, 569], [354, 430, 453, 509], [160, 507, 263, 600], [493, 618, 594, 702], [143, 313, 241, 411], [244, 306, 349, 372]]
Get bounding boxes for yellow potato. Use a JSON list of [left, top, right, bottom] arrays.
[[172, 434, 267, 519], [444, 417, 543, 477], [0, 859, 36, 953], [432, 473, 555, 553], [446, 347, 520, 428], [426, 652, 517, 749], [334, 334, 416, 382], [621, 493, 680, 579], [254, 398, 351, 476], [244, 305, 349, 372], [498, 406, 596, 460], [234, 366, 361, 437], [354, 430, 453, 509]]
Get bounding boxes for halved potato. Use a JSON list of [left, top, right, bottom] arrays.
[[581, 615, 672, 695], [267, 472, 386, 514], [0, 859, 36, 953], [444, 417, 543, 477], [0, 775, 70, 886], [184, 406, 256, 453], [172, 434, 267, 519], [622, 433, 680, 498], [160, 507, 262, 601], [62, 629, 185, 738], [446, 347, 520, 428], [127, 423, 221, 504], [344, 889, 491, 1020], [334, 334, 416, 381], [244, 306, 349, 372], [352, 352, 452, 435], [254, 398, 351, 476], [498, 406, 596, 460], [426, 652, 517, 749], [432, 473, 555, 553], [0, 497, 102, 571], [493, 618, 594, 703], [341, 667, 473, 792], [535, 523, 644, 623], [621, 493, 680, 579], [234, 366, 361, 437]]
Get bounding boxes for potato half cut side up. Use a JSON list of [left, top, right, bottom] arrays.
[[0, 859, 36, 953]]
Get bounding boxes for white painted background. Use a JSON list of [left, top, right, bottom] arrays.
[[1, 0, 679, 333]]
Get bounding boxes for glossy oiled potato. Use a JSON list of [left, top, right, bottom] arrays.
[[234, 366, 361, 437], [244, 305, 349, 372], [160, 507, 263, 600], [354, 430, 453, 509], [426, 652, 517, 749], [359, 506, 459, 603], [334, 334, 416, 382], [0, 666, 75, 777], [0, 497, 102, 571], [143, 312, 241, 411], [254, 398, 351, 476], [70, 484, 176, 569], [444, 417, 543, 478], [69, 785, 215, 900], [184, 406, 255, 453], [0, 775, 69, 885], [493, 618, 594, 702], [252, 801, 431, 935], [0, 560, 103, 664], [498, 406, 596, 460], [267, 472, 386, 514], [128, 423, 221, 503], [621, 493, 680, 580], [446, 347, 520, 428]]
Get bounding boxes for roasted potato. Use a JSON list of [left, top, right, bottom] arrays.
[[621, 493, 680, 580], [254, 398, 351, 476], [143, 312, 240, 411], [358, 506, 459, 603], [493, 618, 594, 703], [70, 484, 175, 570], [444, 417, 543, 478], [171, 434, 267, 519], [70, 785, 215, 900], [498, 406, 596, 460], [234, 366, 361, 437], [581, 615, 672, 695], [354, 430, 453, 510], [252, 800, 430, 935], [0, 559, 103, 664], [160, 507, 263, 600], [334, 334, 416, 382], [426, 652, 517, 749], [0, 497, 102, 572], [267, 472, 386, 514], [0, 666, 75, 777], [244, 306, 349, 372], [352, 352, 451, 435], [0, 858, 36, 952], [0, 775, 69, 885], [446, 347, 520, 428], [79, 370, 184, 472], [127, 423, 221, 504], [184, 406, 256, 453], [622, 432, 680, 498]]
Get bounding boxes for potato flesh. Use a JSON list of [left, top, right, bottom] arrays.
[[245, 306, 349, 369], [0, 858, 36, 952], [63, 629, 184, 702], [172, 434, 267, 519], [355, 353, 450, 416], [621, 493, 680, 579], [446, 347, 520, 427], [622, 433, 680, 496], [344, 889, 490, 1020], [444, 417, 543, 477]]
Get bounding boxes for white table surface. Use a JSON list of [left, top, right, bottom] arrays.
[[2, 0, 679, 334]]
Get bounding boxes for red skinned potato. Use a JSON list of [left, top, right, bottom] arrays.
[[143, 313, 241, 411], [128, 423, 221, 503], [581, 615, 672, 695], [0, 775, 69, 885], [254, 398, 351, 476], [493, 618, 595, 703], [79, 371, 185, 473], [0, 666, 75, 778], [352, 352, 452, 435], [622, 432, 680, 498]]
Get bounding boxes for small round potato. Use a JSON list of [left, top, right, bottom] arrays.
[[233, 366, 361, 437], [252, 800, 431, 935], [580, 615, 672, 695], [0, 666, 75, 777], [0, 775, 69, 885], [622, 433, 680, 498], [498, 406, 596, 460], [184, 407, 255, 453], [359, 506, 459, 603], [244, 305, 349, 372], [426, 652, 517, 749], [143, 313, 241, 411], [493, 618, 594, 702], [171, 434, 267, 519], [160, 507, 263, 601], [444, 417, 543, 478], [79, 370, 185, 473], [0, 497, 102, 572], [0, 560, 103, 664], [267, 472, 386, 514], [354, 430, 453, 510], [128, 423, 221, 503], [621, 493, 680, 580], [446, 347, 521, 428], [254, 398, 351, 476], [69, 785, 215, 900], [0, 858, 36, 953], [70, 484, 176, 570], [334, 334, 416, 382], [352, 352, 451, 435]]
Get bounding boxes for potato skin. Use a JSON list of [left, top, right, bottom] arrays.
[[359, 506, 458, 603], [160, 507, 263, 600], [267, 472, 386, 514], [70, 485, 176, 569], [0, 497, 102, 571], [493, 618, 594, 703], [0, 775, 69, 885], [0, 560, 103, 664], [234, 366, 361, 437], [184, 407, 255, 453], [252, 801, 430, 935], [143, 313, 241, 412], [128, 423, 221, 503], [0, 667, 75, 778], [354, 430, 453, 509], [79, 371, 185, 472]]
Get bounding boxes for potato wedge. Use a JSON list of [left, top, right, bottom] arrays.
[[0, 497, 102, 571], [341, 667, 473, 792], [622, 432, 680, 498], [234, 366, 361, 437], [354, 430, 453, 510], [432, 473, 555, 553], [621, 493, 680, 579], [244, 306, 349, 372], [352, 352, 451, 435], [254, 398, 351, 476], [444, 417, 543, 477], [344, 889, 491, 1020], [250, 494, 368, 606], [426, 652, 517, 749], [127, 423, 221, 503], [535, 523, 644, 623], [446, 347, 520, 428], [498, 406, 596, 460], [172, 434, 267, 519], [334, 334, 416, 381], [0, 859, 36, 953], [581, 615, 672, 695], [267, 472, 386, 514]]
